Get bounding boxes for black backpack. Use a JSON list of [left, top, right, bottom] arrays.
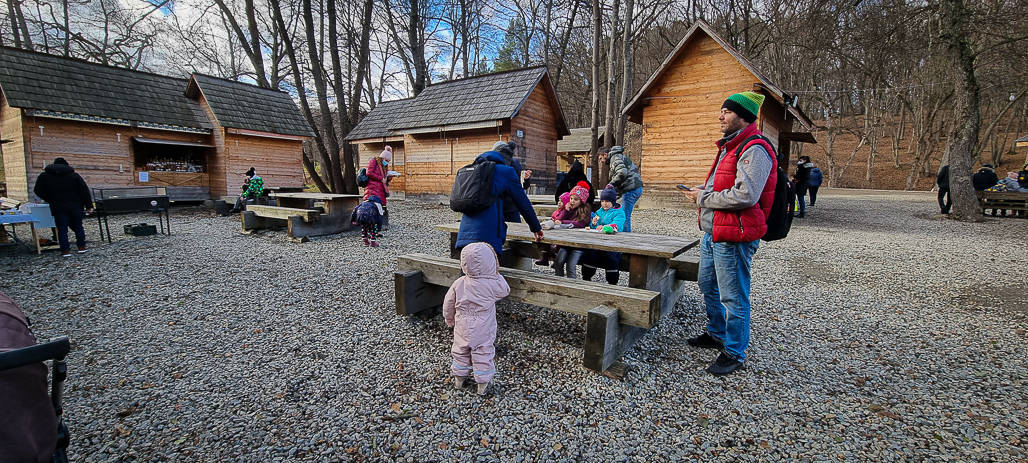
[[450, 158, 497, 214], [356, 168, 369, 188], [734, 135, 793, 241]]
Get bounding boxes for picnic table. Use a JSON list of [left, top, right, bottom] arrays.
[[241, 192, 361, 241], [0, 213, 42, 254], [394, 221, 699, 373]]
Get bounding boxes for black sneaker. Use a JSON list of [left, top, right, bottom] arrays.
[[686, 333, 723, 349], [707, 351, 744, 375]]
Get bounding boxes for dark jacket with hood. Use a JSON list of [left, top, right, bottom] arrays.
[[498, 147, 525, 223], [972, 166, 998, 191], [555, 160, 595, 205], [937, 165, 950, 189], [456, 151, 541, 256], [33, 162, 92, 214]]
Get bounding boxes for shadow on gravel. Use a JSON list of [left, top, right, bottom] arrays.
[[953, 282, 1028, 316]]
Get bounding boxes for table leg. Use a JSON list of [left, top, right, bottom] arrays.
[[30, 224, 41, 254], [449, 232, 460, 259]]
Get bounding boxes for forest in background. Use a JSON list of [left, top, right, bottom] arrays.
[[2, 0, 1026, 192]]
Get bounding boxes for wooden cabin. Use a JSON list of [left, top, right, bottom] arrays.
[[0, 46, 312, 201], [556, 126, 604, 174], [345, 66, 570, 197], [623, 21, 815, 208]]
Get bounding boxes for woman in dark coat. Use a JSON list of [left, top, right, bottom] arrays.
[[554, 160, 595, 206]]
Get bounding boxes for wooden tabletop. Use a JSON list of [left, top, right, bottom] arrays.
[[528, 194, 556, 204], [270, 192, 361, 200], [435, 221, 698, 258]]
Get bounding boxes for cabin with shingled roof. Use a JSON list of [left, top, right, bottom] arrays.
[[345, 66, 570, 197], [0, 46, 312, 201]]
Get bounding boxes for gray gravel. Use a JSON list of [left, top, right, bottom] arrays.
[[1, 189, 1025, 462]]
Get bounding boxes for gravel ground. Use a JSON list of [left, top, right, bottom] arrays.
[[1, 190, 1025, 462]]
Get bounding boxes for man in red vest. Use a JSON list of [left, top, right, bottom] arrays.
[[680, 91, 778, 375]]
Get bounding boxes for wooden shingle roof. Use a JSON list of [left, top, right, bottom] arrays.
[[344, 98, 414, 141], [558, 127, 605, 153], [187, 74, 313, 137], [0, 46, 211, 131], [347, 66, 569, 141]]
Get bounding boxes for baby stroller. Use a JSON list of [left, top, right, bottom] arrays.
[[0, 290, 71, 463]]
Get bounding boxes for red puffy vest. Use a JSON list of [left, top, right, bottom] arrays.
[[703, 123, 778, 242]]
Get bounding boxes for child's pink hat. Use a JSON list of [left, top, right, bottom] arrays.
[[570, 186, 589, 203], [559, 192, 571, 205]]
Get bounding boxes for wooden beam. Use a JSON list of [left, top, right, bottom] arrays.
[[246, 205, 319, 222], [396, 253, 660, 328], [583, 306, 620, 372], [670, 254, 699, 281], [394, 270, 447, 316]]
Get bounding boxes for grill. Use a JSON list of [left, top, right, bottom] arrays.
[[92, 187, 171, 243]]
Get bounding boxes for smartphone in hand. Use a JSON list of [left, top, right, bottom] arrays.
[[676, 184, 693, 191]]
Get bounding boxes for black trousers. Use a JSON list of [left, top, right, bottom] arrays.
[[937, 188, 951, 214], [808, 186, 820, 207]]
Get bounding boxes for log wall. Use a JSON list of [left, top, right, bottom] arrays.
[[403, 128, 504, 195], [511, 83, 559, 192], [222, 133, 305, 197], [1, 98, 27, 200], [636, 34, 791, 208], [357, 141, 406, 195]]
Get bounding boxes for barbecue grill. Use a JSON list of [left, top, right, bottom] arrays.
[[92, 187, 171, 243]]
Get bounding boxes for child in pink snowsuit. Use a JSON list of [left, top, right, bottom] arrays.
[[444, 242, 510, 395]]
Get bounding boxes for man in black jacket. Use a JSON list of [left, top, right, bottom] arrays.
[[972, 164, 998, 191], [33, 158, 93, 257], [936, 165, 951, 214]]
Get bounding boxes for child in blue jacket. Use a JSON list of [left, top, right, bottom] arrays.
[[582, 187, 626, 284]]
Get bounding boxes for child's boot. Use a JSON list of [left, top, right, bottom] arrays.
[[534, 250, 551, 266], [476, 382, 489, 395], [370, 238, 379, 248], [605, 270, 620, 285], [454, 375, 466, 389]]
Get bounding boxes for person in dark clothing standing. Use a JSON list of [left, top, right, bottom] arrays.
[[936, 165, 951, 214], [495, 141, 526, 223], [972, 164, 998, 191], [33, 157, 93, 257], [793, 156, 812, 218], [554, 160, 595, 206]]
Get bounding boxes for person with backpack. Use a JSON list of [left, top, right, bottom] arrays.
[[453, 148, 543, 257], [807, 161, 823, 208], [679, 91, 778, 375], [494, 141, 527, 223], [793, 156, 813, 217]]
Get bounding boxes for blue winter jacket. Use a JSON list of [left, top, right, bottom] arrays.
[[590, 206, 626, 233], [456, 151, 542, 255]]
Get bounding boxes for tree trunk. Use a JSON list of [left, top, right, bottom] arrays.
[[602, 0, 620, 152], [616, 0, 634, 146], [552, 0, 579, 89], [940, 0, 982, 221], [588, 0, 602, 187], [408, 0, 429, 95], [213, 0, 270, 88]]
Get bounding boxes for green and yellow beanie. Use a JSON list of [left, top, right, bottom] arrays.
[[722, 91, 765, 123]]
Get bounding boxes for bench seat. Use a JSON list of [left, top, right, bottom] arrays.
[[245, 205, 320, 223], [978, 191, 1028, 213]]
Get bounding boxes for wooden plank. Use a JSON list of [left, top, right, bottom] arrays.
[[270, 192, 360, 200], [583, 306, 620, 372], [435, 221, 697, 258], [396, 253, 660, 328], [246, 205, 319, 222], [670, 253, 700, 281]]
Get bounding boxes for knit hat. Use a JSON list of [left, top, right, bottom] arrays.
[[53, 157, 69, 165], [507, 141, 517, 152], [380, 146, 392, 163], [575, 180, 590, 192], [492, 141, 511, 153], [570, 186, 589, 203], [246, 167, 256, 178], [559, 192, 571, 205], [722, 91, 765, 123], [599, 186, 618, 204]]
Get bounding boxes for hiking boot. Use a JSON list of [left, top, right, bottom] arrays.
[[76, 246, 88, 254], [453, 376, 466, 389], [707, 351, 745, 375], [362, 236, 370, 246], [687, 332, 724, 349], [476, 382, 489, 396], [370, 240, 379, 248], [794, 213, 805, 218]]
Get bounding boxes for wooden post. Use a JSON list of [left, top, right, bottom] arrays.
[[449, 232, 460, 259], [584, 306, 620, 372], [241, 210, 264, 233], [394, 270, 447, 316]]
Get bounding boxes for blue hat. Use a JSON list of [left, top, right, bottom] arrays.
[[600, 186, 618, 204]]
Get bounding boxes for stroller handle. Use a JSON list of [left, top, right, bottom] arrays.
[[0, 336, 70, 371]]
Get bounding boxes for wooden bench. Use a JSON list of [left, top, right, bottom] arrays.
[[978, 191, 1028, 215], [0, 197, 22, 210], [245, 205, 320, 222], [395, 253, 661, 372]]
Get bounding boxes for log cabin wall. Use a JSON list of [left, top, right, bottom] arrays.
[[357, 141, 406, 195], [19, 115, 214, 201], [1, 98, 28, 200], [510, 83, 559, 193], [403, 128, 505, 195], [223, 133, 305, 196], [196, 91, 228, 198], [636, 34, 774, 209]]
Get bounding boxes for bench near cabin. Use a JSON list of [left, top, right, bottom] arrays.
[[978, 191, 1028, 216]]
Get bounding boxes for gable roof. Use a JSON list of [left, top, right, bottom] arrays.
[[187, 74, 313, 137], [344, 98, 414, 141], [0, 46, 211, 131], [558, 127, 605, 153], [365, 66, 569, 137], [622, 21, 812, 129]]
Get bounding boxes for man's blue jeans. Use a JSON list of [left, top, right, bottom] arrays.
[[53, 209, 87, 253], [697, 233, 759, 361], [620, 187, 643, 232]]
